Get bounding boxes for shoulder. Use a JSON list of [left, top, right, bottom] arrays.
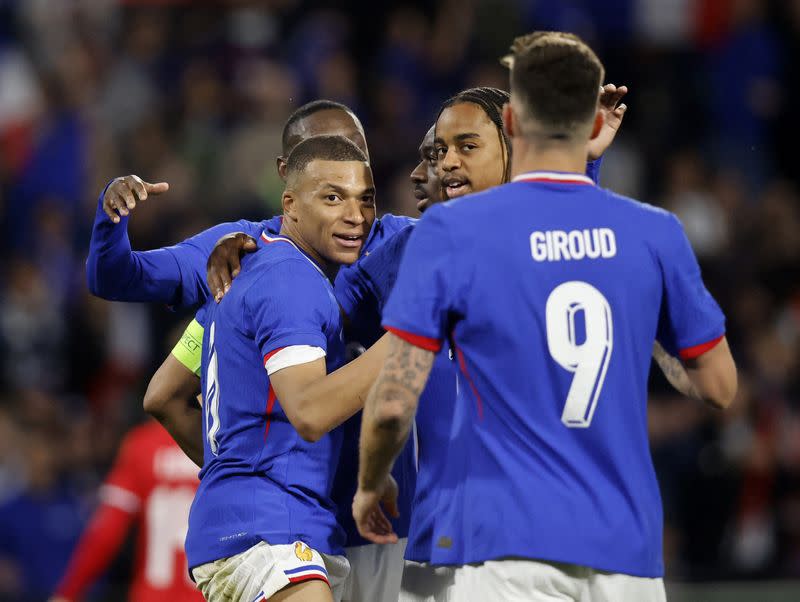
[[239, 246, 331, 305], [258, 215, 283, 235], [367, 224, 415, 262], [601, 190, 685, 239], [378, 213, 418, 236]]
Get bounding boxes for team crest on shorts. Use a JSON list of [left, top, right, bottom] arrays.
[[294, 541, 313, 561]]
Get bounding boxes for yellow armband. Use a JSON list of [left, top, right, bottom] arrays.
[[171, 319, 204, 376]]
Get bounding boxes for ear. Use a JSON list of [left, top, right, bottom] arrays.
[[277, 156, 288, 181], [503, 103, 515, 138], [282, 190, 297, 221], [589, 110, 604, 141]]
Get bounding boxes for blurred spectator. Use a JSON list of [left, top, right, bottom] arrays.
[[0, 429, 90, 601]]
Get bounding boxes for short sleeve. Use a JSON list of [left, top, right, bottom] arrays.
[[656, 213, 726, 359], [245, 260, 331, 365], [382, 207, 458, 352], [100, 431, 146, 514]]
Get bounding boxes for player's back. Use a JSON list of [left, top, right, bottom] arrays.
[[111, 421, 201, 601], [424, 173, 724, 577], [185, 232, 346, 571]]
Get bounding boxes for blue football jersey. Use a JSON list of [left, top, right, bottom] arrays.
[[329, 216, 419, 547], [382, 171, 726, 577], [185, 232, 346, 570], [335, 225, 457, 560]]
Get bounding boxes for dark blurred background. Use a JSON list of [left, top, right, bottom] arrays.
[[1, 0, 799, 599]]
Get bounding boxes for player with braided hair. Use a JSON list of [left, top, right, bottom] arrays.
[[434, 84, 621, 201], [339, 84, 624, 601]]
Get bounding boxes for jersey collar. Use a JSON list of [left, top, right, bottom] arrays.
[[259, 231, 326, 278], [512, 171, 594, 185]]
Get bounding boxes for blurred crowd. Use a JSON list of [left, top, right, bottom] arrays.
[[0, 0, 799, 598]]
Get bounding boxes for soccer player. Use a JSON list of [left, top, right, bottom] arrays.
[[50, 420, 201, 602], [355, 31, 737, 602], [410, 125, 441, 212], [87, 99, 416, 602], [186, 135, 381, 602], [338, 84, 625, 594]]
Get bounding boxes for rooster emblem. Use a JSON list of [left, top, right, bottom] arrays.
[[294, 541, 313, 561]]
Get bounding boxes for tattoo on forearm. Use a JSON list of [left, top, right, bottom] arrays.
[[653, 342, 700, 400], [359, 336, 434, 490]]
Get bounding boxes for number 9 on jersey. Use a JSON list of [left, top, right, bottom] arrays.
[[545, 281, 613, 428]]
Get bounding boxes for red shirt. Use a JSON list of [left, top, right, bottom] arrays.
[[56, 421, 202, 601]]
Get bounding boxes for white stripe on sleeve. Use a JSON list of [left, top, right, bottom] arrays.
[[264, 345, 326, 375]]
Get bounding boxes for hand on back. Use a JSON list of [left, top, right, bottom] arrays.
[[206, 233, 258, 302]]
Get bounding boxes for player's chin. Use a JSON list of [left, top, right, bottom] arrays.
[[328, 241, 363, 265]]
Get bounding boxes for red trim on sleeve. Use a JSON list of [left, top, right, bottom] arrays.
[[263, 347, 286, 368], [679, 335, 724, 360], [264, 385, 277, 442], [455, 346, 484, 420], [384, 326, 442, 352]]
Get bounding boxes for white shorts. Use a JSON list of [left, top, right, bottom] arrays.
[[399, 560, 456, 602], [192, 540, 350, 601], [341, 538, 407, 602], [400, 558, 665, 602]]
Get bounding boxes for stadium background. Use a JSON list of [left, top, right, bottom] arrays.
[[1, 0, 799, 600]]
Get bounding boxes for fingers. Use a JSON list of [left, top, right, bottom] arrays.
[[102, 175, 169, 223], [103, 189, 127, 223], [208, 253, 233, 303], [358, 506, 398, 544], [144, 181, 170, 195], [600, 83, 628, 110]]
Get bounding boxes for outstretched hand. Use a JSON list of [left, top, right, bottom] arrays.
[[206, 232, 258, 302], [588, 83, 628, 161], [102, 175, 169, 223], [353, 475, 400, 545]]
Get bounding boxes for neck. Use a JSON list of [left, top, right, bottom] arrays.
[[278, 219, 339, 281], [510, 138, 589, 179]]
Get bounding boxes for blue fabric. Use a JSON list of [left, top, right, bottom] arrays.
[[85, 184, 278, 309], [338, 225, 458, 561], [0, 487, 88, 599], [186, 234, 345, 568], [86, 198, 411, 311], [327, 213, 418, 547], [383, 176, 725, 576]]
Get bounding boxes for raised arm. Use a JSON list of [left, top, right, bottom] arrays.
[[87, 175, 263, 309], [86, 175, 180, 303]]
